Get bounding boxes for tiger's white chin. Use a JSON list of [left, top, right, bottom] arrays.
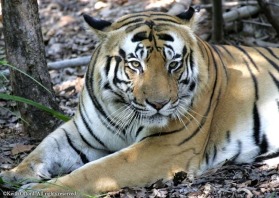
[[141, 114, 169, 127]]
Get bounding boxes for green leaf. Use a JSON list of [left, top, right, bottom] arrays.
[[0, 177, 4, 184], [0, 61, 52, 94], [0, 106, 29, 125], [0, 93, 70, 122]]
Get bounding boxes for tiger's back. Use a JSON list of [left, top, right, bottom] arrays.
[[0, 8, 279, 196], [204, 45, 279, 171]]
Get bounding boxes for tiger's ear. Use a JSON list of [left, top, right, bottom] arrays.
[[176, 7, 200, 31], [83, 14, 112, 39]]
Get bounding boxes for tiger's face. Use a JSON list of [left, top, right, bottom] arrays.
[[90, 13, 200, 128]]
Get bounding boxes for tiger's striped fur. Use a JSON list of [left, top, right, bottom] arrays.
[[1, 8, 279, 197]]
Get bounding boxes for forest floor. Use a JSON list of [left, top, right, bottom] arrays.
[[0, 0, 279, 197]]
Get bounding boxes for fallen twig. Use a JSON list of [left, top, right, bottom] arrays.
[[241, 38, 279, 48], [47, 56, 91, 70], [223, 5, 260, 22], [0, 56, 91, 77], [242, 19, 272, 27], [200, 1, 258, 9]]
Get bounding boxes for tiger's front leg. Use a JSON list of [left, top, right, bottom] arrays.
[[0, 120, 109, 187], [24, 136, 201, 197]]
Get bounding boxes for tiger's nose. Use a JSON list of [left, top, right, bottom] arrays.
[[146, 99, 169, 110]]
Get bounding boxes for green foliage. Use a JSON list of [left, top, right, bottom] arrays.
[[268, 192, 277, 198], [0, 60, 52, 94], [0, 177, 4, 184], [0, 93, 70, 122], [0, 60, 70, 122]]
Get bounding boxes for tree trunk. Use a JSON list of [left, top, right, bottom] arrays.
[[212, 0, 224, 43], [1, 0, 60, 140], [257, 0, 279, 35]]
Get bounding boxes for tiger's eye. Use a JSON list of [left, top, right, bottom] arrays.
[[169, 61, 178, 69], [131, 61, 141, 67]]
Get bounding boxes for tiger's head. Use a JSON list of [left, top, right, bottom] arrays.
[[84, 8, 206, 128]]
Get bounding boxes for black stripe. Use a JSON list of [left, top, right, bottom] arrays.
[[127, 53, 137, 59], [119, 18, 144, 29], [153, 18, 181, 24], [73, 119, 98, 150], [172, 62, 183, 73], [218, 45, 234, 59], [135, 126, 144, 138], [86, 46, 109, 119], [200, 41, 211, 74], [178, 43, 219, 146], [117, 14, 148, 23], [260, 134, 268, 155], [174, 54, 181, 59], [103, 82, 112, 90], [150, 13, 171, 16], [256, 49, 279, 72], [182, 46, 187, 58], [79, 100, 108, 149], [157, 33, 174, 42], [226, 130, 231, 143], [86, 80, 127, 138], [145, 20, 155, 28], [178, 47, 189, 84], [189, 50, 195, 71], [105, 56, 112, 76], [135, 44, 144, 57], [104, 81, 128, 102], [178, 104, 210, 145], [205, 153, 209, 165], [188, 81, 196, 92], [253, 103, 261, 145], [132, 31, 148, 42], [196, 37, 207, 57], [179, 54, 191, 84], [84, 83, 126, 137], [86, 47, 122, 132], [264, 47, 279, 59], [231, 140, 242, 163], [242, 55, 259, 100], [98, 112, 126, 141], [148, 31, 153, 41], [162, 48, 167, 60], [235, 46, 259, 71], [269, 72, 279, 90], [152, 34, 159, 49], [50, 136, 61, 152], [140, 126, 184, 142], [178, 73, 188, 85], [140, 49, 144, 59], [196, 41, 211, 87], [255, 149, 279, 162], [113, 56, 130, 87], [212, 145, 217, 162], [164, 44, 174, 52], [84, 46, 127, 140], [211, 45, 228, 78], [119, 48, 126, 59], [63, 129, 89, 164]]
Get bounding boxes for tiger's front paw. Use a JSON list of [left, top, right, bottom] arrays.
[[0, 170, 36, 189], [0, 165, 47, 190]]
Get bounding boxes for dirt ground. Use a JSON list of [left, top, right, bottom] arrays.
[[0, 0, 279, 197]]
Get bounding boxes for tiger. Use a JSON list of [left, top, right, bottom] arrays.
[[1, 7, 279, 197]]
